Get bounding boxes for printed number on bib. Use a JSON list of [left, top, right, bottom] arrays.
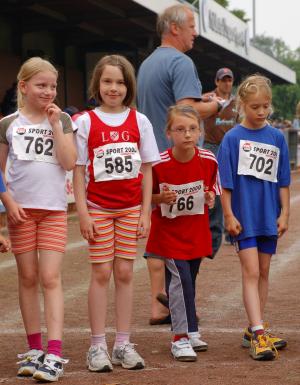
[[93, 142, 142, 182], [160, 181, 204, 219], [238, 140, 279, 182], [12, 124, 57, 164]]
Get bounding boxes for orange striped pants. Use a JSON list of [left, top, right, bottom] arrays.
[[88, 206, 141, 263], [8, 209, 67, 255]]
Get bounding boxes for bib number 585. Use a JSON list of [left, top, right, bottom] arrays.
[[105, 155, 133, 174]]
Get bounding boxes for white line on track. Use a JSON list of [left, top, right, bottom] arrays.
[[1, 325, 299, 335]]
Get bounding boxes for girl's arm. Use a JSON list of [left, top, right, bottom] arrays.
[[0, 232, 10, 252], [221, 188, 242, 236], [46, 104, 77, 171], [0, 143, 27, 224], [152, 186, 177, 205], [73, 165, 99, 242], [137, 162, 153, 239], [277, 186, 290, 237]]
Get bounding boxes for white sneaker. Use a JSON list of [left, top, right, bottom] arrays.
[[17, 349, 45, 377], [171, 338, 197, 362], [112, 342, 145, 370], [189, 337, 208, 352], [33, 353, 68, 382], [86, 344, 113, 372]]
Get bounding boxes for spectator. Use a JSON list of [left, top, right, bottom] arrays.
[[203, 68, 238, 256]]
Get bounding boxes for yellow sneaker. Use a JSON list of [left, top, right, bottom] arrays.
[[263, 322, 287, 350], [249, 335, 275, 361]]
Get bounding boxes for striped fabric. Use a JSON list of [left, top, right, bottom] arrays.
[[8, 209, 67, 255], [88, 206, 141, 263]]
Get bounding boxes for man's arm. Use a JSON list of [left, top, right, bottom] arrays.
[[177, 97, 220, 119]]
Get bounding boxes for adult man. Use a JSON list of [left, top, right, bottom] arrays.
[[137, 4, 222, 326], [203, 68, 238, 256]]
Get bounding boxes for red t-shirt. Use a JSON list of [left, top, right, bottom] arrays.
[[146, 147, 219, 260], [86, 109, 143, 209]]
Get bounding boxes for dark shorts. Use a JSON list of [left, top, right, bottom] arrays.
[[237, 236, 277, 255]]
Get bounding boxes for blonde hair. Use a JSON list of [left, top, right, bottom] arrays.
[[166, 104, 201, 131], [236, 74, 272, 117], [17, 57, 58, 109], [89, 55, 136, 107], [157, 5, 192, 37]]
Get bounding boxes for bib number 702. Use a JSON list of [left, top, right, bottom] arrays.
[[249, 153, 273, 175], [169, 195, 194, 213]]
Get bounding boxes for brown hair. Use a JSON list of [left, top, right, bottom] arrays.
[[236, 74, 272, 116], [17, 57, 58, 109], [89, 55, 136, 107], [166, 104, 201, 131]]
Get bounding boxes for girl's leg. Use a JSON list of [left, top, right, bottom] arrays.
[[258, 252, 272, 318], [238, 247, 262, 327], [15, 250, 41, 337], [113, 258, 134, 333], [88, 262, 113, 335], [39, 250, 64, 342]]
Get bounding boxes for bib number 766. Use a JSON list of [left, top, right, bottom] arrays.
[[169, 196, 194, 213]]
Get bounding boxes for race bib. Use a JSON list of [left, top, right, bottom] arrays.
[[238, 140, 279, 182], [12, 124, 58, 164], [93, 142, 142, 182], [160, 181, 204, 219]]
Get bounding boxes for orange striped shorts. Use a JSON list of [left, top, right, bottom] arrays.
[[88, 206, 141, 263], [8, 209, 67, 255]]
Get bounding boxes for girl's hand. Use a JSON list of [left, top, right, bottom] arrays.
[[0, 236, 11, 253], [46, 103, 61, 126], [6, 200, 28, 225], [79, 214, 100, 242], [160, 185, 177, 205], [205, 191, 215, 209], [137, 211, 150, 239], [277, 213, 289, 237], [224, 214, 242, 237]]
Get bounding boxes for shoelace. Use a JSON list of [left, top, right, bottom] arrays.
[[256, 335, 278, 359], [175, 338, 191, 348], [17, 351, 40, 365]]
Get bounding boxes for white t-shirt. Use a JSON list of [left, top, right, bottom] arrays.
[[75, 107, 160, 167], [0, 111, 75, 210]]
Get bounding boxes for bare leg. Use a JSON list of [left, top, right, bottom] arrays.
[[238, 248, 262, 327], [147, 257, 169, 319], [113, 258, 134, 332], [258, 252, 272, 319], [15, 250, 41, 335], [88, 261, 113, 335], [39, 250, 64, 340]]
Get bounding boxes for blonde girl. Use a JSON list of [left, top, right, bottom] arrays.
[[0, 57, 77, 382], [73, 55, 159, 372], [217, 75, 290, 361]]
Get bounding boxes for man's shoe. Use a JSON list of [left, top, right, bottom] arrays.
[[17, 349, 45, 377], [249, 335, 275, 361], [171, 338, 197, 362], [33, 353, 68, 382], [112, 343, 145, 370], [156, 293, 169, 308], [86, 344, 113, 372], [149, 314, 171, 325]]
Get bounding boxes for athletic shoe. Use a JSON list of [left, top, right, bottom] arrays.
[[17, 349, 44, 377], [189, 336, 208, 352], [242, 326, 287, 350], [86, 344, 113, 372], [249, 335, 275, 361], [171, 338, 197, 362], [112, 342, 145, 370], [33, 353, 68, 382]]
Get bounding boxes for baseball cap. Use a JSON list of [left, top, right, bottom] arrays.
[[215, 68, 234, 80]]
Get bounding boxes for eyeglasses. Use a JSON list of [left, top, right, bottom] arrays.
[[170, 127, 200, 134]]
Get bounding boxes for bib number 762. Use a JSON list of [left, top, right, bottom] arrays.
[[24, 135, 54, 156]]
